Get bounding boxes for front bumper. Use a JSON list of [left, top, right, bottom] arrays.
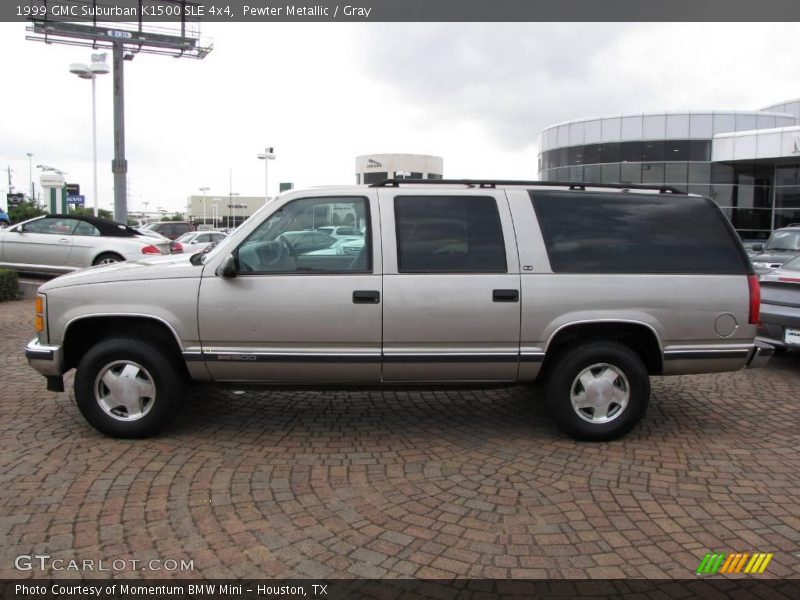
[[25, 338, 65, 377], [745, 340, 775, 368]]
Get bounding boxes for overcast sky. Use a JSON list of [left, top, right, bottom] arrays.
[[1, 22, 800, 215]]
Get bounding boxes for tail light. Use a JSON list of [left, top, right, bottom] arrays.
[[141, 244, 162, 255], [171, 242, 183, 253], [778, 277, 800, 283], [747, 274, 760, 325]]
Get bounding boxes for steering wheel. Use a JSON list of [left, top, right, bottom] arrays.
[[279, 235, 296, 257]]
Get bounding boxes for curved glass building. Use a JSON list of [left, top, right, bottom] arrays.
[[538, 104, 800, 239]]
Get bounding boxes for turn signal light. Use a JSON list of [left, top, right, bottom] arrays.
[[34, 294, 45, 333], [141, 245, 161, 255]]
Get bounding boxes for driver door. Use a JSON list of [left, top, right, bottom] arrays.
[[3, 217, 76, 269], [197, 193, 382, 383]]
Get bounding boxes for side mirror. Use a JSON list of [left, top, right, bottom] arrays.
[[216, 253, 238, 278], [751, 243, 763, 252]]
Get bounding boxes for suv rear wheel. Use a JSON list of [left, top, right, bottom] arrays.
[[545, 341, 650, 441], [74, 337, 185, 438]]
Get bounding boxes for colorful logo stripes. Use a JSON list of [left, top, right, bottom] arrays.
[[696, 552, 773, 574]]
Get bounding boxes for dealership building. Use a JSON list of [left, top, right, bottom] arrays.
[[356, 154, 443, 185], [538, 99, 800, 239]]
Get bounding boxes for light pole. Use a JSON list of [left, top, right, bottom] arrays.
[[199, 186, 210, 229], [229, 192, 240, 228], [26, 153, 33, 202], [257, 147, 276, 205], [69, 54, 109, 217], [212, 199, 219, 227], [142, 200, 149, 222]]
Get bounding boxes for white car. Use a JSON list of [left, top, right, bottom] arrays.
[[175, 230, 227, 253], [306, 237, 364, 256], [315, 226, 364, 239], [0, 214, 173, 275]]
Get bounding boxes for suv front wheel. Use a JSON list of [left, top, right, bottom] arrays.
[[545, 341, 650, 441], [74, 337, 185, 438]]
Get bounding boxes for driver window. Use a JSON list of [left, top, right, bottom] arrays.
[[24, 218, 79, 235], [236, 196, 370, 274]]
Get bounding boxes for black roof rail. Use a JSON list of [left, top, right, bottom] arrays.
[[369, 178, 686, 194]]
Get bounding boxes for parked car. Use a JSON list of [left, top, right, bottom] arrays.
[[276, 230, 336, 254], [0, 214, 173, 275], [316, 226, 364, 239], [306, 237, 364, 256], [749, 224, 800, 273], [0, 207, 9, 228], [758, 255, 800, 353], [175, 230, 227, 253], [139, 221, 195, 240], [26, 180, 771, 441]]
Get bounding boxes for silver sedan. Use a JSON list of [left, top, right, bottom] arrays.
[[174, 230, 227, 254], [0, 214, 173, 275], [758, 255, 800, 352]]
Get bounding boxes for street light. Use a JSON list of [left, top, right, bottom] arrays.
[[70, 54, 110, 217], [212, 199, 219, 228], [26, 153, 34, 202], [229, 192, 240, 228], [199, 186, 210, 229], [257, 147, 276, 205]]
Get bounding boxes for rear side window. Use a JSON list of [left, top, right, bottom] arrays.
[[395, 196, 507, 273], [530, 191, 748, 274]]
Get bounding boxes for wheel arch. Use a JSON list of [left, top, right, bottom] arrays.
[[542, 320, 664, 376], [63, 315, 187, 377]]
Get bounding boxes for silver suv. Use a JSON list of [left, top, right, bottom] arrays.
[[25, 180, 772, 441]]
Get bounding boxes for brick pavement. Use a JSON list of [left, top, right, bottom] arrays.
[[1, 298, 799, 579]]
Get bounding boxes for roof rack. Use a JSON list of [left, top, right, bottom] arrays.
[[369, 178, 686, 194]]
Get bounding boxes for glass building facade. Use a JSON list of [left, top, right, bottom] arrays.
[[538, 109, 800, 240]]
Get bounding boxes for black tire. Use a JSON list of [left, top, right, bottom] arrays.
[[74, 337, 185, 438], [92, 252, 124, 266], [544, 341, 650, 442]]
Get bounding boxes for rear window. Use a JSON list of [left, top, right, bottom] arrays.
[[530, 191, 748, 274]]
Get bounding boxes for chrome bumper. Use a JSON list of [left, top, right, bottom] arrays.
[[25, 338, 65, 377], [745, 340, 775, 369]]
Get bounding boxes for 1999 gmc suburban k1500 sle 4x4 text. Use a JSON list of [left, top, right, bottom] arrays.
[[25, 180, 773, 441]]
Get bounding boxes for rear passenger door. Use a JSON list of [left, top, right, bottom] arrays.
[[380, 190, 521, 381]]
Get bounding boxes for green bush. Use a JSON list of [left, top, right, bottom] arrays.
[[0, 269, 20, 302]]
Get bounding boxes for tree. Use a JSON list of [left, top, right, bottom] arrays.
[[167, 213, 185, 222], [8, 201, 45, 223], [71, 206, 115, 221]]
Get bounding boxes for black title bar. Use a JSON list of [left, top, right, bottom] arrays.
[[5, 0, 800, 22]]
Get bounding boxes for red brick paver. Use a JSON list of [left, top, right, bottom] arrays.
[[1, 299, 799, 579]]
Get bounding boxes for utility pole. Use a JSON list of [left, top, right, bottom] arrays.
[[112, 43, 128, 224]]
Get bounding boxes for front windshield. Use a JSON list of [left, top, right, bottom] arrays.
[[765, 230, 800, 251], [783, 256, 800, 272], [175, 232, 194, 243]]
